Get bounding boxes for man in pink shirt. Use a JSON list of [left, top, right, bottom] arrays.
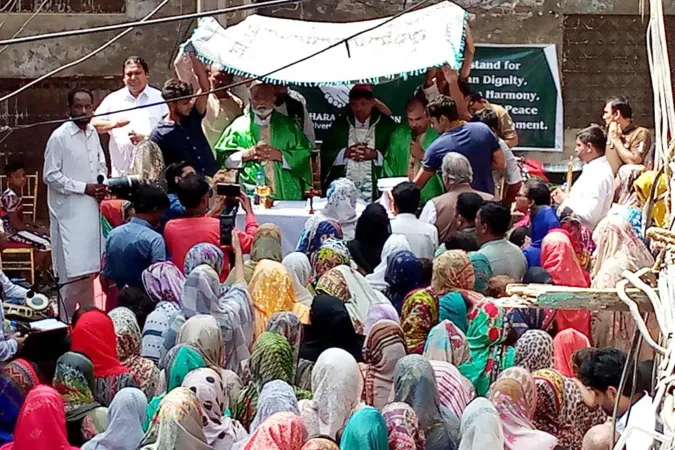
[[164, 173, 258, 279]]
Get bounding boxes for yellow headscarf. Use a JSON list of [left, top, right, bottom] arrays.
[[634, 170, 668, 227], [249, 260, 309, 339]]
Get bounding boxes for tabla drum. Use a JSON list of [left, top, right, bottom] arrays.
[[25, 293, 50, 313]]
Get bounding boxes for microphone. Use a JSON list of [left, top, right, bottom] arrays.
[[97, 174, 105, 184]]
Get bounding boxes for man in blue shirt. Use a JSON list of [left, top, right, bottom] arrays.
[[413, 95, 505, 195], [103, 184, 169, 290]]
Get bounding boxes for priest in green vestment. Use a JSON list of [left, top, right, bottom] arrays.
[[214, 83, 312, 200], [320, 85, 397, 202], [384, 97, 445, 204]]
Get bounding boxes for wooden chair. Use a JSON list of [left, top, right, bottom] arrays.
[[0, 172, 40, 285]]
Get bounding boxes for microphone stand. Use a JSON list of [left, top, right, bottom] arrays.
[[40, 275, 93, 323]]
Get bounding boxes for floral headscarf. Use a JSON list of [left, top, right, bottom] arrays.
[[459, 397, 504, 450], [52, 352, 99, 421], [488, 368, 558, 450], [361, 319, 407, 410], [184, 243, 225, 276], [559, 216, 595, 271], [321, 178, 359, 239], [384, 250, 424, 312], [249, 380, 300, 432], [423, 319, 471, 366], [533, 368, 607, 450], [381, 402, 426, 450], [0, 359, 39, 444], [296, 219, 344, 255], [142, 261, 185, 304], [310, 238, 351, 282], [242, 411, 307, 450], [401, 289, 439, 355], [301, 438, 340, 449], [110, 307, 160, 398], [515, 330, 553, 373], [459, 301, 515, 396], [177, 314, 225, 368]]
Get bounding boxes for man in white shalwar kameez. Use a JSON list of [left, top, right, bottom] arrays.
[[43, 88, 108, 322]]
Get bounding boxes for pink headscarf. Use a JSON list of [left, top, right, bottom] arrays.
[[244, 412, 307, 450], [553, 328, 590, 377], [541, 230, 591, 340], [0, 386, 77, 450]]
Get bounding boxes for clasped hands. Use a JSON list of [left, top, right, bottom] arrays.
[[346, 144, 378, 162], [243, 143, 282, 162]]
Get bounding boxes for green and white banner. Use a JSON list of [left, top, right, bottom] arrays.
[[293, 44, 563, 152]]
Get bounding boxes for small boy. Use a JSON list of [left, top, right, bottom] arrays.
[[1, 160, 51, 268]]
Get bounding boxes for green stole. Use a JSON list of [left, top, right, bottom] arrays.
[[214, 111, 312, 200], [320, 109, 397, 201], [384, 123, 445, 204]]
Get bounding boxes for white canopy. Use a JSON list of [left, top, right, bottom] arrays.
[[183, 1, 468, 86]]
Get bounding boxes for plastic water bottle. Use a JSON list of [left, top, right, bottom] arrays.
[[254, 168, 265, 206]]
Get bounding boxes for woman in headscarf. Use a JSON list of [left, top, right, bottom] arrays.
[[515, 329, 554, 373], [317, 178, 359, 240], [241, 412, 307, 450], [0, 359, 39, 445], [226, 224, 283, 285], [348, 203, 391, 275], [468, 252, 492, 295], [301, 438, 340, 450], [366, 235, 412, 292], [559, 215, 596, 271], [381, 402, 426, 450], [249, 380, 299, 432], [144, 344, 206, 430], [282, 252, 314, 307], [141, 261, 185, 364], [70, 309, 137, 406], [52, 352, 107, 446], [140, 387, 213, 450], [298, 348, 363, 440], [507, 267, 557, 338], [635, 169, 668, 228], [266, 312, 303, 382], [553, 328, 591, 377], [364, 304, 400, 335], [541, 230, 592, 340], [458, 398, 504, 450], [184, 242, 225, 276], [249, 260, 309, 340], [431, 250, 484, 333], [171, 263, 255, 373], [361, 319, 407, 410], [393, 355, 459, 450], [610, 165, 646, 237], [423, 320, 471, 367], [315, 265, 389, 334], [81, 387, 147, 450], [110, 307, 160, 398], [0, 386, 78, 450], [182, 368, 248, 450], [232, 332, 311, 430], [310, 238, 351, 284], [429, 360, 475, 421], [340, 406, 389, 450], [400, 288, 439, 354], [591, 215, 657, 356], [458, 300, 515, 396], [296, 219, 344, 255], [533, 368, 607, 450], [488, 367, 558, 450], [522, 189, 561, 268], [299, 295, 364, 368], [383, 250, 424, 312]]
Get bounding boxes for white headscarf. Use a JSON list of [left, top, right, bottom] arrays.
[[82, 387, 147, 450], [366, 234, 412, 291], [459, 398, 505, 450], [298, 348, 364, 439], [282, 252, 314, 307], [332, 265, 389, 334], [320, 178, 359, 240]]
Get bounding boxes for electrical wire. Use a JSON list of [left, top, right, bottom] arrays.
[[0, 0, 299, 46], [0, 0, 50, 56], [0, 0, 434, 131]]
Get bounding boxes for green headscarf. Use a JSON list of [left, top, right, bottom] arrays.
[[438, 292, 468, 333], [469, 252, 493, 295], [232, 332, 311, 430], [458, 301, 515, 396], [340, 406, 389, 450], [143, 345, 206, 430]]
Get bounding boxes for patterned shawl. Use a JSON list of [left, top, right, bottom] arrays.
[[110, 307, 160, 398], [431, 250, 483, 308], [142, 261, 185, 304], [458, 397, 504, 450], [310, 238, 351, 283], [384, 250, 424, 312], [0, 359, 39, 444], [241, 411, 307, 450], [184, 243, 225, 276], [423, 320, 471, 366], [296, 219, 344, 255], [266, 312, 303, 380], [249, 380, 299, 432], [515, 329, 553, 373], [401, 288, 439, 355], [320, 178, 359, 240], [381, 402, 427, 450], [361, 319, 407, 409], [430, 360, 475, 421]]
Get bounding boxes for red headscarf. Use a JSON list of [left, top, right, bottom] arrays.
[[70, 309, 131, 377], [0, 385, 77, 450], [540, 230, 592, 340], [552, 328, 591, 377]]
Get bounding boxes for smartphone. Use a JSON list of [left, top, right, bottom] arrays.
[[216, 183, 241, 197]]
